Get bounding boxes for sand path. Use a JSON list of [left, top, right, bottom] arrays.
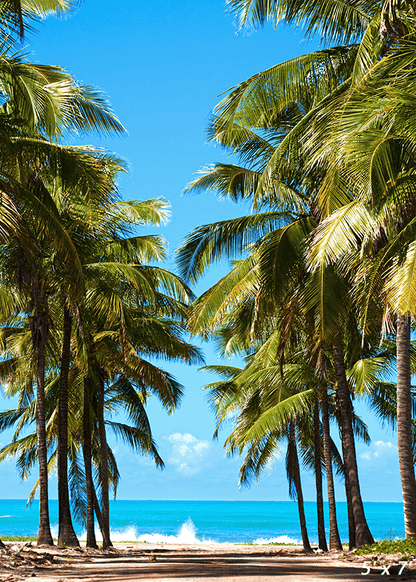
[[1, 542, 415, 582]]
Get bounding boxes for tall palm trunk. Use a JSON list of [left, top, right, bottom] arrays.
[[97, 373, 112, 549], [313, 402, 328, 551], [83, 376, 97, 548], [92, 483, 105, 536], [35, 350, 54, 546], [58, 304, 79, 547], [343, 455, 356, 550], [287, 421, 312, 553], [320, 393, 342, 550], [30, 288, 53, 547], [333, 334, 373, 547], [396, 313, 416, 537]]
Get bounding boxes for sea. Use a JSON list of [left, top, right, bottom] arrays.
[[0, 500, 405, 544]]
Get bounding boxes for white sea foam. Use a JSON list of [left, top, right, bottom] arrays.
[[79, 518, 215, 544], [0, 515, 11, 518], [56, 518, 299, 546], [253, 535, 301, 545]]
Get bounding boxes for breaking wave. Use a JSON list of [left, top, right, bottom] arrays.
[[53, 520, 299, 546], [79, 518, 214, 544]]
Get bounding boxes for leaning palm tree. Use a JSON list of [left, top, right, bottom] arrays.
[[177, 78, 375, 545], [48, 189, 202, 548], [177, 0, 416, 546], [204, 318, 373, 551], [203, 348, 314, 553], [0, 0, 126, 548], [303, 30, 416, 537], [0, 267, 202, 544], [223, 0, 416, 539]]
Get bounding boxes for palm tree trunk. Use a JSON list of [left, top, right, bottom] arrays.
[[97, 373, 112, 549], [92, 483, 105, 536], [36, 350, 54, 546], [338, 413, 356, 549], [83, 376, 97, 549], [314, 402, 328, 551], [320, 393, 342, 550], [58, 303, 79, 547], [396, 313, 416, 537], [29, 285, 53, 547], [333, 334, 373, 548], [343, 455, 356, 550], [288, 422, 312, 553]]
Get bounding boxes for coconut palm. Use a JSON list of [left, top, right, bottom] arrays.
[[0, 0, 129, 548], [301, 26, 416, 535], [223, 1, 416, 541], [203, 352, 314, 553], [0, 258, 202, 544], [0, 0, 77, 41], [45, 184, 202, 547], [225, 0, 377, 44], [177, 65, 377, 544], [175, 0, 416, 547]]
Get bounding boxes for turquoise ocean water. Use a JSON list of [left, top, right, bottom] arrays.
[[0, 500, 405, 544]]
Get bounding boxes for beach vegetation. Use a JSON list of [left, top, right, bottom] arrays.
[[0, 0, 201, 551], [355, 537, 416, 557], [176, 0, 416, 552], [1, 0, 416, 557]]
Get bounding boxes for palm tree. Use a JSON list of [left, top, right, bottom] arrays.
[[303, 29, 416, 536], [312, 400, 328, 552], [177, 0, 416, 547], [50, 188, 202, 548], [177, 62, 376, 544], [0, 269, 201, 543], [203, 352, 314, 553], [0, 0, 78, 41], [0, 3, 125, 545], [225, 0, 374, 44], [223, 0, 416, 541], [0, 0, 125, 541]]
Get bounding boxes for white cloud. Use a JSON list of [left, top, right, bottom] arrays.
[[360, 440, 397, 463], [166, 432, 211, 476]]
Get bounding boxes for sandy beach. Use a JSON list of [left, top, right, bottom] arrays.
[[1, 542, 415, 582]]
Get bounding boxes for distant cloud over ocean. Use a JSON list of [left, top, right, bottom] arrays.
[[360, 440, 397, 463], [166, 432, 211, 476]]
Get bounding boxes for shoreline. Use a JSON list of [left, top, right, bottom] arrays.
[[0, 500, 404, 544], [1, 541, 415, 582]]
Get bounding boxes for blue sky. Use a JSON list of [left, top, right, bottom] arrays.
[[0, 0, 403, 504]]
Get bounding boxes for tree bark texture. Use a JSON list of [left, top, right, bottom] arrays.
[[288, 422, 312, 553], [35, 351, 54, 546], [341, 424, 356, 550], [83, 376, 97, 549], [97, 373, 112, 549], [333, 335, 373, 547], [29, 282, 53, 546], [396, 313, 416, 537], [314, 402, 328, 551], [92, 482, 105, 536], [58, 304, 79, 547], [321, 394, 342, 551]]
